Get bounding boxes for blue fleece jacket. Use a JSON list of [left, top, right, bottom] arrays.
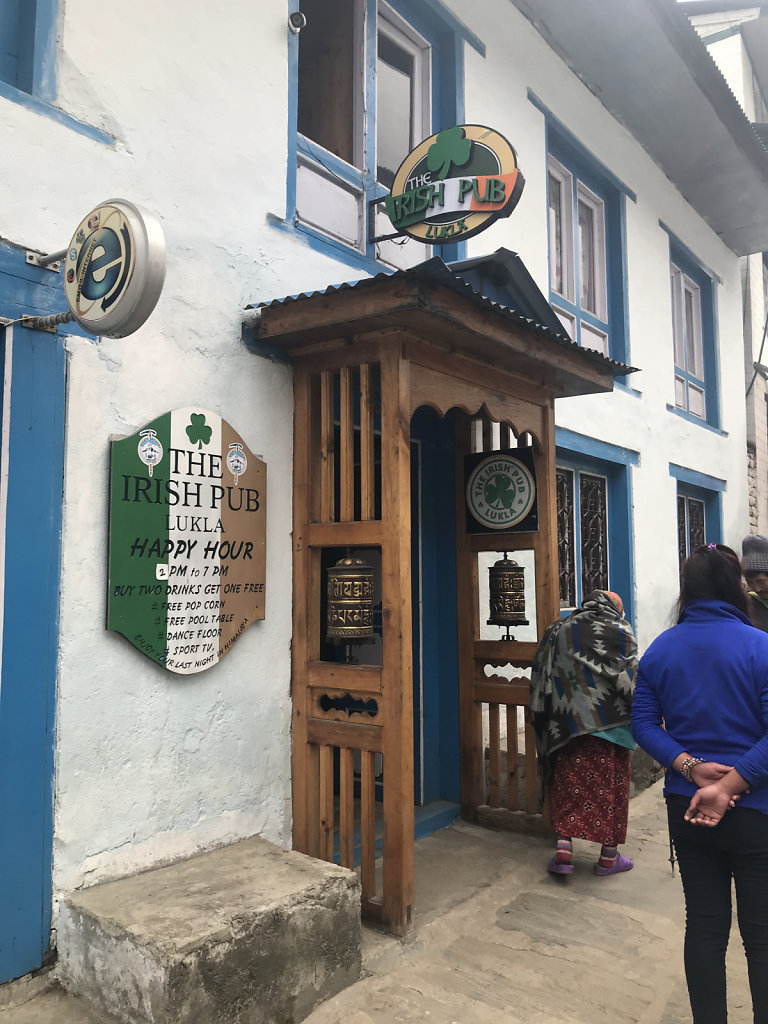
[[631, 600, 768, 815]]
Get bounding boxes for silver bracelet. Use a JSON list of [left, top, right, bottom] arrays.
[[679, 756, 705, 783]]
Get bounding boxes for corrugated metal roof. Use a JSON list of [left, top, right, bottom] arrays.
[[250, 252, 635, 376]]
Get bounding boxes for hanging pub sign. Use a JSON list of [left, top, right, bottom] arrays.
[[465, 448, 538, 535], [108, 408, 266, 674], [384, 125, 525, 244]]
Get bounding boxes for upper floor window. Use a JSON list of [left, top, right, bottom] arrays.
[[546, 135, 628, 363], [292, 0, 476, 268], [671, 464, 724, 569], [668, 241, 718, 427], [0, 0, 56, 102]]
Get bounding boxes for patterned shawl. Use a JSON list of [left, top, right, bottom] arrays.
[[529, 590, 638, 785]]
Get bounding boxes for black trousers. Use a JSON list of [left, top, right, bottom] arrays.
[[667, 798, 768, 1024]]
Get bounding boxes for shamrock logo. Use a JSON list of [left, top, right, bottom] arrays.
[[484, 473, 515, 510], [426, 126, 473, 181], [186, 413, 212, 450]]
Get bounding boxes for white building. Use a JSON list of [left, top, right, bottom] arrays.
[[2, 0, 767, 1001]]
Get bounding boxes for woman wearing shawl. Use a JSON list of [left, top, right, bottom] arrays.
[[530, 590, 638, 876]]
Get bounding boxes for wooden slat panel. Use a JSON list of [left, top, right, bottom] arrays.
[[482, 415, 493, 453], [506, 704, 519, 812], [339, 366, 354, 521], [525, 720, 539, 814], [307, 661, 382, 693], [309, 685, 382, 724], [501, 422, 512, 449], [473, 639, 537, 663], [488, 703, 500, 808], [360, 363, 375, 521], [306, 521, 383, 547], [320, 370, 336, 523], [319, 744, 334, 862], [339, 747, 355, 869], [306, 742, 321, 858], [473, 680, 529, 706], [360, 750, 376, 902], [307, 718, 383, 752]]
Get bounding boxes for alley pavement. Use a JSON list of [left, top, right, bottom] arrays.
[[0, 780, 752, 1023]]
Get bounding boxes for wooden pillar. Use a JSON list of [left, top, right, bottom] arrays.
[[378, 347, 414, 934]]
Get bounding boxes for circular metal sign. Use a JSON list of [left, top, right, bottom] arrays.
[[466, 453, 536, 530], [64, 199, 166, 338]]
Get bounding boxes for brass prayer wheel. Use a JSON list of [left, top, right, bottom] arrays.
[[487, 555, 528, 636], [326, 556, 375, 642]]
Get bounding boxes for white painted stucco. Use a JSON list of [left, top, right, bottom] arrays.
[[0, 0, 753, 915]]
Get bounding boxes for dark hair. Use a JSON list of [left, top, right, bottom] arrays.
[[677, 544, 747, 621]]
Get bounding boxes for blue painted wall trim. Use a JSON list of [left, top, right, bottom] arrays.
[[658, 221, 722, 284], [555, 426, 640, 466], [527, 89, 637, 202], [666, 404, 727, 435], [0, 242, 67, 982], [668, 463, 726, 492]]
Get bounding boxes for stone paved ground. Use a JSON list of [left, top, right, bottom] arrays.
[[0, 780, 753, 1023]]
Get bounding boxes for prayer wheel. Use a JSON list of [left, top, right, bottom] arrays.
[[487, 555, 528, 638], [326, 556, 375, 642]]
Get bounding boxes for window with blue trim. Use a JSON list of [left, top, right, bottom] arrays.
[[669, 243, 718, 425], [555, 444, 635, 622], [293, 0, 467, 268], [0, 0, 56, 101], [546, 135, 627, 362]]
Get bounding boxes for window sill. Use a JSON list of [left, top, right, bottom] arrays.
[[0, 81, 115, 147], [613, 378, 641, 398], [666, 403, 727, 436], [267, 213, 395, 277]]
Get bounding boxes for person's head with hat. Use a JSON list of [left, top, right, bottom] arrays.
[[742, 535, 768, 603]]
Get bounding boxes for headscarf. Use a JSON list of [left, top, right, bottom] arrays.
[[529, 590, 638, 784]]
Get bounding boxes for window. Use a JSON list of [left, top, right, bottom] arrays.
[[292, 0, 477, 268], [668, 241, 718, 426], [556, 467, 609, 607], [677, 493, 706, 565], [670, 464, 724, 568], [0, 0, 56, 101], [546, 135, 627, 362], [555, 430, 638, 621]]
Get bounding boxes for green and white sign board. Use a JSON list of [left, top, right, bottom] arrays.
[[108, 408, 266, 674]]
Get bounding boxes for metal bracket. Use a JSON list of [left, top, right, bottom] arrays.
[[367, 197, 407, 244], [25, 248, 67, 273]]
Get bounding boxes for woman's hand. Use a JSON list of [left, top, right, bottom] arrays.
[[690, 761, 732, 787], [684, 783, 733, 826]]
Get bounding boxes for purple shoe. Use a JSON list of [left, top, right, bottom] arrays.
[[547, 857, 574, 875], [593, 852, 633, 876]]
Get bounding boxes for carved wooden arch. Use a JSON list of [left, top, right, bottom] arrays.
[[410, 400, 544, 454]]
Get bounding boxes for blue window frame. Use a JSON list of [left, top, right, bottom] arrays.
[[540, 117, 630, 368], [669, 463, 724, 566], [668, 238, 719, 428], [0, 0, 57, 102], [0, 241, 68, 982], [283, 0, 483, 273], [556, 429, 637, 625]]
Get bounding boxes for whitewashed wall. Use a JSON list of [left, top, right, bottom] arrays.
[[455, 0, 749, 648], [0, 0, 751, 908]]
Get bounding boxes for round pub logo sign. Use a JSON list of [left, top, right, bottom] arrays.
[[384, 125, 525, 244], [466, 453, 536, 531]]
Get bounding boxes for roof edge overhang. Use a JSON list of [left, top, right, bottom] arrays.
[[509, 0, 768, 255], [247, 263, 634, 401]]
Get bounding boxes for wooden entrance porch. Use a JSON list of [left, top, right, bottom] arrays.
[[251, 253, 630, 934]]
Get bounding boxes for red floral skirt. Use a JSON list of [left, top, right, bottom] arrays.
[[550, 734, 631, 845]]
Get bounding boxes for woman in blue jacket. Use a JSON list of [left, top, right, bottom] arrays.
[[632, 543, 768, 1024]]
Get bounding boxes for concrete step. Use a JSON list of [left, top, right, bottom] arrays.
[[56, 836, 361, 1024]]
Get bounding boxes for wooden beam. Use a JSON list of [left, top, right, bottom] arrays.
[[307, 718, 383, 752], [307, 661, 382, 693], [306, 521, 383, 547]]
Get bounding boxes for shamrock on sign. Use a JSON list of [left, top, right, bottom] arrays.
[[186, 413, 212, 450], [484, 473, 515, 510], [426, 126, 473, 181]]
